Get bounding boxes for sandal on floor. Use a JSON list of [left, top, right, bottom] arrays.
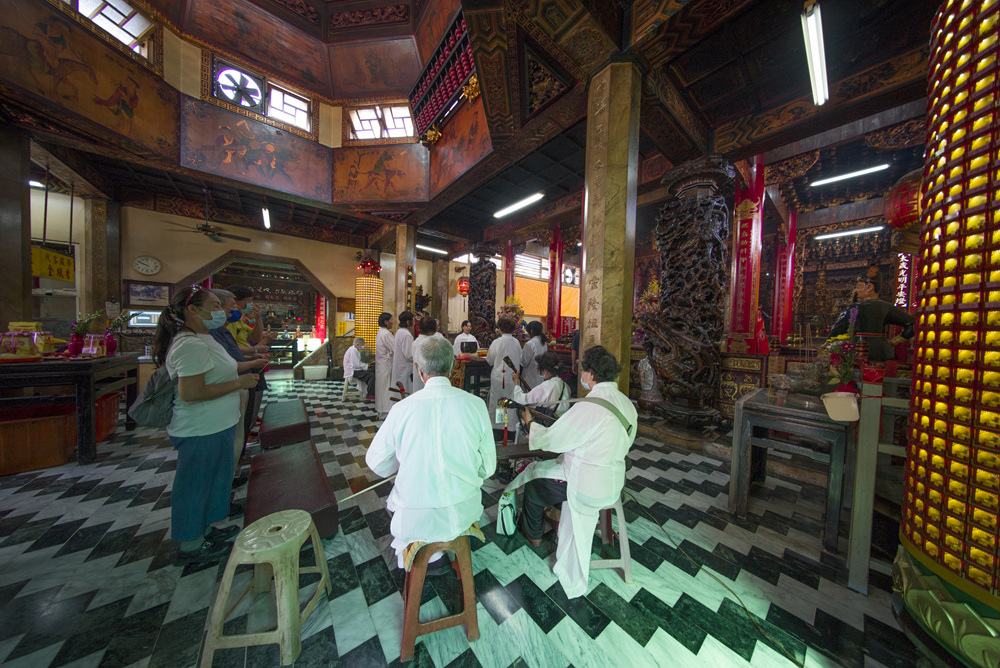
[[174, 540, 231, 566]]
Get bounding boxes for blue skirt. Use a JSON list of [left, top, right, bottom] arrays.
[[169, 425, 236, 542]]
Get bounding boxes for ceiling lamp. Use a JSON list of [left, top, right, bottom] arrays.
[[493, 192, 544, 218], [28, 180, 45, 189], [262, 197, 270, 229], [810, 164, 890, 186], [801, 0, 830, 106], [813, 225, 884, 241], [416, 244, 448, 254]]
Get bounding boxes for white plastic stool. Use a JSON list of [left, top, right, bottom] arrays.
[[341, 376, 366, 401], [591, 496, 633, 584], [200, 509, 332, 667]]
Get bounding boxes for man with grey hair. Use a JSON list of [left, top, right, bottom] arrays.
[[366, 337, 496, 571], [343, 335, 374, 397]]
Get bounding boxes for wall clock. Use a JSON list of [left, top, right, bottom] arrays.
[[132, 256, 162, 276]]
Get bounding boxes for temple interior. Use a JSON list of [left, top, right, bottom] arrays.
[[1, 0, 999, 666]]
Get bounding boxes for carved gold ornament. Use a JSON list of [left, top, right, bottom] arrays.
[[734, 198, 759, 220], [421, 125, 442, 145], [462, 74, 480, 102]]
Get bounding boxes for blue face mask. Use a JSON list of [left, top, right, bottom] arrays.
[[227, 309, 243, 323], [200, 308, 228, 330], [581, 380, 591, 390]]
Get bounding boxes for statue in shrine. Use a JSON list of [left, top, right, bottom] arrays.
[[637, 357, 662, 413], [827, 266, 915, 362]]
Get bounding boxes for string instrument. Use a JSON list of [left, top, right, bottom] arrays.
[[498, 397, 557, 429], [502, 355, 531, 392], [389, 381, 407, 403]]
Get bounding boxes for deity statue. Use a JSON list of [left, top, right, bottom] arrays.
[[828, 266, 915, 361], [637, 357, 663, 413]]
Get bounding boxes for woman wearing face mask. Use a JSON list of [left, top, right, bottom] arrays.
[[152, 285, 260, 565]]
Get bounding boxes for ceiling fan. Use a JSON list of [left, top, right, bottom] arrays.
[[163, 190, 253, 243]]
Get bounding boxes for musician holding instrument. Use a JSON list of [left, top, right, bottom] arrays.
[[510, 351, 569, 441], [375, 313, 395, 418], [452, 320, 478, 356], [366, 337, 496, 572], [486, 316, 523, 432], [515, 345, 637, 598]]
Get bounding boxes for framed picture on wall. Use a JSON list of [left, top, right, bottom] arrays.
[[124, 280, 172, 309]]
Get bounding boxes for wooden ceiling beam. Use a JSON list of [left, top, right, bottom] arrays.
[[30, 142, 110, 199]]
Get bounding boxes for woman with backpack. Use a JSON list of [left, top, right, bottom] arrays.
[[152, 285, 260, 565]]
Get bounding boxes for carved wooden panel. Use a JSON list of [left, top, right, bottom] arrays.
[[414, 0, 460, 63], [429, 95, 492, 197]]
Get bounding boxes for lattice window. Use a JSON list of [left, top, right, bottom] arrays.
[[348, 105, 414, 141], [77, 0, 154, 56], [267, 86, 310, 131], [514, 254, 550, 281]]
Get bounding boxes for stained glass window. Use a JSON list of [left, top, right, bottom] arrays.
[[348, 105, 414, 141]]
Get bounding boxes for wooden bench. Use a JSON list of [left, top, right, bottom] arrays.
[[245, 440, 339, 539], [259, 399, 311, 449]]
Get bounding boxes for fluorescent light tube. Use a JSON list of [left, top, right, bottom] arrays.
[[28, 180, 45, 188], [493, 192, 544, 218], [801, 1, 829, 106], [810, 164, 890, 187], [813, 225, 884, 241], [416, 244, 448, 254], [262, 206, 270, 229]]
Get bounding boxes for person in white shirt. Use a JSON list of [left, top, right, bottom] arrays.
[[366, 337, 496, 570], [486, 316, 523, 430], [153, 285, 260, 566], [391, 311, 415, 397], [520, 321, 548, 389], [343, 336, 374, 397], [375, 313, 395, 418], [452, 320, 479, 356], [517, 346, 638, 598], [412, 316, 447, 392], [511, 351, 570, 435]]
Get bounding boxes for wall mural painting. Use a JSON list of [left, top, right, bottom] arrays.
[[0, 0, 178, 156], [333, 144, 428, 203], [415, 0, 461, 63], [429, 95, 492, 197], [327, 38, 422, 98], [188, 0, 327, 95], [180, 97, 333, 202]]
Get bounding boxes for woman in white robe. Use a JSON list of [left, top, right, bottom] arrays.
[[374, 313, 395, 418], [391, 311, 415, 396], [507, 345, 638, 598], [520, 321, 548, 389], [511, 351, 569, 441], [452, 320, 479, 356], [486, 316, 523, 428]]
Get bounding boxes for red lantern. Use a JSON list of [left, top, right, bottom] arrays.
[[457, 276, 470, 296], [884, 169, 923, 230]]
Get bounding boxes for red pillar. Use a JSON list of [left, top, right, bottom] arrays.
[[771, 210, 796, 344], [504, 239, 515, 301], [726, 156, 765, 354], [547, 227, 563, 337]]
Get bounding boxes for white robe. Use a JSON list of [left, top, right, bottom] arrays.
[[392, 328, 414, 396], [512, 376, 570, 442], [375, 327, 394, 416], [486, 333, 523, 426], [366, 376, 497, 564], [453, 332, 479, 356], [342, 346, 369, 396], [518, 381, 637, 598], [520, 336, 548, 389]]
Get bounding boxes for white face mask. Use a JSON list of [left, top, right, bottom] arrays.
[[581, 380, 591, 390]]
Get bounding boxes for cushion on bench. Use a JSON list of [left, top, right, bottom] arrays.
[[259, 399, 311, 449], [245, 440, 339, 538]]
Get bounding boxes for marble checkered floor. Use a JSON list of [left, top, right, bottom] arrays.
[[0, 379, 924, 668]]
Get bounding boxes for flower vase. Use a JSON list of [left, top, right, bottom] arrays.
[[67, 334, 84, 356], [103, 332, 118, 355]]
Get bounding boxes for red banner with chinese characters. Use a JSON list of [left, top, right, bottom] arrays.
[[771, 210, 797, 344], [727, 159, 765, 353], [315, 294, 327, 340]]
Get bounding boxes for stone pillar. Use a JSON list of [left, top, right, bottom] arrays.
[[83, 199, 122, 332], [503, 239, 515, 301], [580, 60, 641, 395], [0, 126, 32, 328], [726, 155, 765, 353], [432, 258, 450, 331], [771, 210, 796, 344], [638, 156, 735, 427], [394, 223, 416, 317], [547, 226, 563, 338]]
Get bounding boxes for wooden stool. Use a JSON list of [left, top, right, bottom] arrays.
[[400, 535, 479, 662], [592, 496, 633, 584], [200, 509, 332, 667], [341, 376, 365, 401]]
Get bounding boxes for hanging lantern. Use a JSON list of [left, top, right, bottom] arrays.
[[457, 276, 470, 296], [884, 168, 922, 230]]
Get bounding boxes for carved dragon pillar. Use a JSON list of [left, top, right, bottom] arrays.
[[468, 245, 498, 347], [639, 155, 735, 427]]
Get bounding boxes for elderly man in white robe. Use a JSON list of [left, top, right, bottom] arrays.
[[343, 336, 374, 397], [391, 311, 415, 396], [411, 316, 448, 392], [515, 345, 637, 598], [366, 337, 496, 572], [375, 312, 395, 418]]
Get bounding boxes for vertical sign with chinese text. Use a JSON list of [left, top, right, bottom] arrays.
[[726, 159, 765, 354]]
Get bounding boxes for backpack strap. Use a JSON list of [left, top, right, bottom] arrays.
[[580, 397, 633, 436]]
